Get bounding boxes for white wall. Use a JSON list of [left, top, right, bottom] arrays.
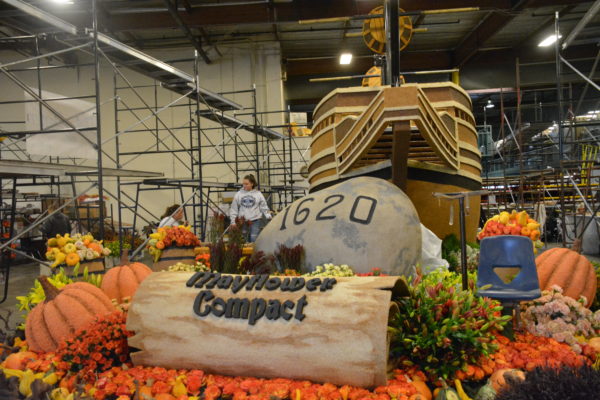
[[0, 41, 308, 230]]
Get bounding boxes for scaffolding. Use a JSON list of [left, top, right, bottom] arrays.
[[480, 11, 600, 248], [0, 0, 308, 291]]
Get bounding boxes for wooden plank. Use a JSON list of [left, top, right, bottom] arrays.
[[127, 272, 407, 388], [391, 121, 411, 191]]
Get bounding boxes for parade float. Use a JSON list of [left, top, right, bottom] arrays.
[[2, 4, 600, 400]]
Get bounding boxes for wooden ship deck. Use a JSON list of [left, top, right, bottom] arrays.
[[308, 82, 482, 241]]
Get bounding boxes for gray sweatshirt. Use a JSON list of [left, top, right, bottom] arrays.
[[230, 189, 271, 222]]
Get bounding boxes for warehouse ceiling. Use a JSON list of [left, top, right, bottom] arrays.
[[0, 0, 599, 128]]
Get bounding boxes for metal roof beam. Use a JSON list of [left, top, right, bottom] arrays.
[[162, 0, 211, 64]]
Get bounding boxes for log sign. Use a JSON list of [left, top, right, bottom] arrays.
[[186, 272, 336, 325], [127, 272, 407, 387]]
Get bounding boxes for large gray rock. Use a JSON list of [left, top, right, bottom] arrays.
[[256, 177, 421, 276]]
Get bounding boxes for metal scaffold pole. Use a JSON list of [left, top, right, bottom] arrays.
[[92, 0, 105, 239]]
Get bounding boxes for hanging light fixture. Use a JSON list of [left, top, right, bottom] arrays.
[[538, 34, 562, 47], [339, 53, 353, 65], [485, 99, 495, 109]]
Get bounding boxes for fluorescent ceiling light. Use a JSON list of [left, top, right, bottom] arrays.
[[485, 99, 494, 109], [538, 34, 562, 47], [52, 0, 74, 4], [339, 53, 353, 65]]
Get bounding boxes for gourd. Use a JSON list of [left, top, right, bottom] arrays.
[[474, 382, 495, 400], [101, 251, 152, 303], [25, 277, 114, 352], [536, 247, 597, 307], [434, 387, 459, 400], [490, 369, 525, 392]]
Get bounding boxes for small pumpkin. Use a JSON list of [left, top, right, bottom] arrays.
[[3, 351, 37, 370], [25, 276, 114, 352], [490, 369, 525, 393], [411, 381, 432, 400], [87, 242, 102, 255], [65, 252, 80, 267], [101, 250, 152, 304], [536, 247, 597, 306]]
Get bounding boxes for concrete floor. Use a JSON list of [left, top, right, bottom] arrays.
[[1, 243, 599, 333]]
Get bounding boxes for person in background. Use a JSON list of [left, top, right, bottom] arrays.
[[158, 204, 184, 228], [230, 174, 271, 242], [40, 200, 71, 239]]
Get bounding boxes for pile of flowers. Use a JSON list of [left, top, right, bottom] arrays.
[[167, 262, 210, 272], [305, 264, 355, 277], [466, 332, 591, 380], [389, 270, 510, 380], [56, 311, 132, 382], [520, 286, 600, 353], [45, 233, 110, 269], [148, 226, 200, 262]]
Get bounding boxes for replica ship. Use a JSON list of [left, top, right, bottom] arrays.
[[307, 82, 482, 240]]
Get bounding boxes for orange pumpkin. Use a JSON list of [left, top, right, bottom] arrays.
[[25, 276, 114, 352], [65, 252, 80, 267], [3, 351, 37, 370], [536, 247, 597, 307], [87, 242, 102, 255], [490, 368, 525, 392], [101, 252, 152, 303], [410, 381, 431, 400]]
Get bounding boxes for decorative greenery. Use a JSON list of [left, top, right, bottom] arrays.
[[274, 244, 305, 273], [520, 285, 600, 353], [442, 234, 480, 272], [389, 270, 510, 381], [304, 264, 354, 277], [103, 240, 131, 256], [239, 251, 275, 275], [208, 213, 226, 244]]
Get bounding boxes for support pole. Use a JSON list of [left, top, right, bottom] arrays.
[[92, 0, 105, 239], [385, 0, 401, 87], [391, 121, 411, 191], [554, 11, 567, 247], [459, 197, 468, 291]]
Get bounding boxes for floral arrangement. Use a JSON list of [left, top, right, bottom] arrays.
[[356, 267, 388, 276], [167, 262, 210, 272], [56, 311, 132, 382], [305, 264, 354, 277], [195, 252, 211, 268], [389, 270, 510, 380], [520, 286, 600, 353], [147, 225, 200, 262], [274, 244, 305, 273], [45, 233, 111, 269], [467, 332, 590, 380]]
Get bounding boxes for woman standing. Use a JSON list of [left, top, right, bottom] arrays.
[[158, 204, 184, 228], [229, 174, 271, 242]]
